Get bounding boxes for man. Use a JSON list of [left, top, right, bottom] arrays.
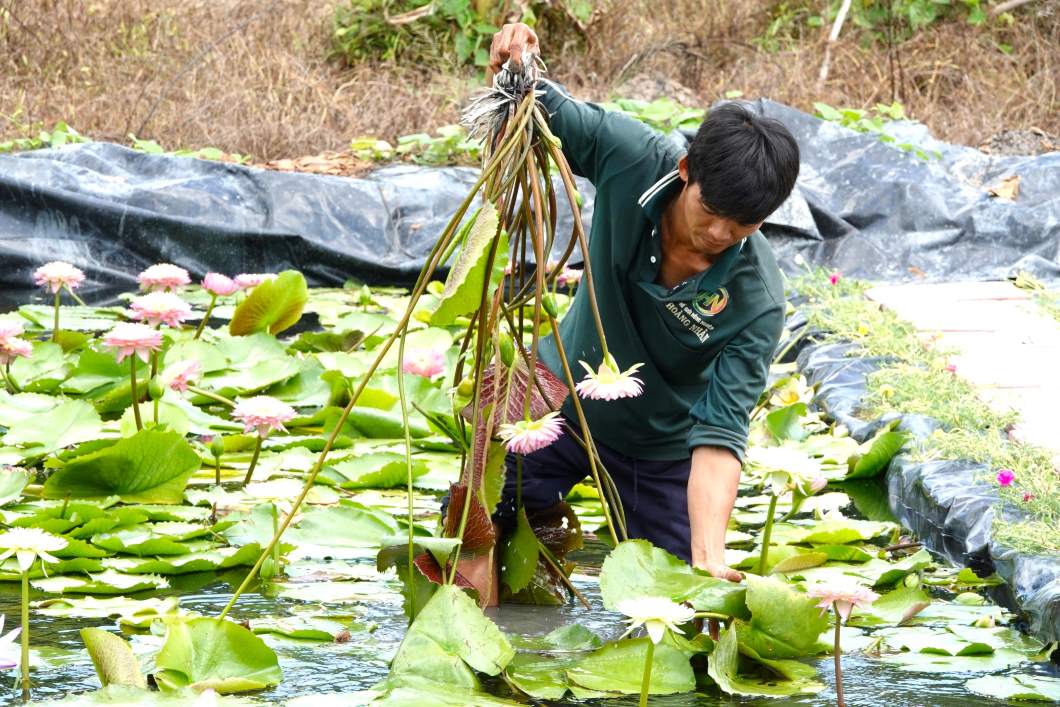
[[488, 23, 798, 585]]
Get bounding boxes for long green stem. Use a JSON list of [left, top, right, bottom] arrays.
[[187, 385, 236, 408], [757, 494, 779, 575], [3, 364, 16, 394], [20, 568, 29, 701], [129, 357, 143, 431], [639, 639, 655, 707], [242, 436, 264, 487], [833, 602, 845, 707], [65, 284, 86, 307], [396, 335, 418, 620], [51, 291, 60, 343], [541, 125, 610, 360], [214, 456, 222, 486], [194, 294, 217, 340]]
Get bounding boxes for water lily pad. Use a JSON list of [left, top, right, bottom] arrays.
[[850, 584, 931, 625], [0, 389, 60, 427], [32, 570, 169, 594], [288, 500, 401, 558], [846, 428, 907, 479], [103, 544, 261, 575], [387, 584, 514, 691], [34, 595, 180, 620], [431, 204, 507, 326], [599, 539, 748, 618], [43, 429, 200, 504], [0, 466, 31, 506], [710, 624, 824, 697], [323, 452, 429, 489], [154, 617, 282, 693], [2, 399, 104, 455], [229, 270, 308, 336], [9, 341, 69, 392], [249, 614, 359, 641], [965, 675, 1060, 701], [81, 627, 146, 688], [565, 637, 694, 696], [735, 575, 830, 659]]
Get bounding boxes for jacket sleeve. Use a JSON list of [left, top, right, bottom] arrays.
[[537, 80, 669, 186], [686, 305, 785, 462]]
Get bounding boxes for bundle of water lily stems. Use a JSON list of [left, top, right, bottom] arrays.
[[221, 55, 626, 619]]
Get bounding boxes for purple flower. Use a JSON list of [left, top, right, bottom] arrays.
[[996, 469, 1015, 487]]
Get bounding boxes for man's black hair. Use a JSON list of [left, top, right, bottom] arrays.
[[686, 102, 800, 226]]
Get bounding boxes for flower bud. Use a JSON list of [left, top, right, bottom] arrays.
[[973, 614, 996, 628], [147, 375, 165, 401], [456, 376, 475, 398], [358, 284, 372, 307], [498, 333, 515, 367], [542, 293, 560, 319], [903, 573, 921, 589], [210, 436, 226, 460]]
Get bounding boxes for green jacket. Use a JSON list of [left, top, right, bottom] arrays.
[[537, 81, 786, 462]]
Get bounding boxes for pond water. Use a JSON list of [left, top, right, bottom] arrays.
[[4, 535, 1057, 706]]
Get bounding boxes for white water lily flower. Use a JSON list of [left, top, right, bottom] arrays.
[[746, 445, 824, 496], [769, 376, 814, 408], [616, 596, 696, 644], [0, 528, 68, 573], [0, 615, 21, 670]]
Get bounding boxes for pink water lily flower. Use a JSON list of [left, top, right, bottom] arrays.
[[402, 348, 446, 378], [996, 469, 1015, 487], [499, 411, 564, 455], [129, 291, 193, 328], [0, 336, 33, 366], [557, 267, 583, 287], [575, 355, 644, 400], [202, 272, 239, 297], [138, 263, 190, 291], [165, 359, 203, 392], [234, 273, 277, 290], [232, 396, 297, 437], [806, 580, 879, 622], [102, 322, 163, 363], [33, 261, 85, 293]]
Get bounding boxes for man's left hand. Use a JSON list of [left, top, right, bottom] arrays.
[[698, 561, 744, 583]]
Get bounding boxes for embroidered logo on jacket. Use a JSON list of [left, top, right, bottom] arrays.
[[693, 287, 729, 317]]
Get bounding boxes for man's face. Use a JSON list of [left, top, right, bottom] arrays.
[[681, 180, 762, 257]]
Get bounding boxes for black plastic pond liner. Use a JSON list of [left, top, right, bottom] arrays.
[[795, 337, 1060, 643], [0, 143, 594, 309], [2, 97, 1058, 309]]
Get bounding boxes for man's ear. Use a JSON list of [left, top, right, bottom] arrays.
[[677, 154, 690, 182]]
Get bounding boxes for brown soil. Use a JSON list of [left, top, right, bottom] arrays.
[[1, 0, 1057, 162]]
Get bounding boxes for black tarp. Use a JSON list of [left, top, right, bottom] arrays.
[[1, 98, 1057, 309], [796, 337, 1060, 644]]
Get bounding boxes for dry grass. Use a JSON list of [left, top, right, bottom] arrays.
[[0, 0, 464, 159], [0, 0, 1057, 160]]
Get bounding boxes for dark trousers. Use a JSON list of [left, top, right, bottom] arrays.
[[496, 417, 693, 562]]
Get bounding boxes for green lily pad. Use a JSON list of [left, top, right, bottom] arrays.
[[154, 617, 282, 693], [230, 270, 308, 336], [249, 614, 359, 641], [710, 623, 824, 697], [501, 508, 539, 594], [565, 637, 694, 696], [103, 544, 261, 574], [32, 570, 169, 594], [735, 575, 830, 659], [81, 627, 146, 688], [42, 429, 201, 504], [599, 539, 748, 618], [323, 452, 429, 489], [2, 399, 104, 455], [0, 466, 31, 506], [34, 595, 180, 620], [288, 500, 402, 557], [431, 204, 507, 326], [965, 675, 1060, 701], [9, 341, 69, 393], [387, 584, 514, 691], [846, 427, 907, 479], [0, 389, 60, 427]]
